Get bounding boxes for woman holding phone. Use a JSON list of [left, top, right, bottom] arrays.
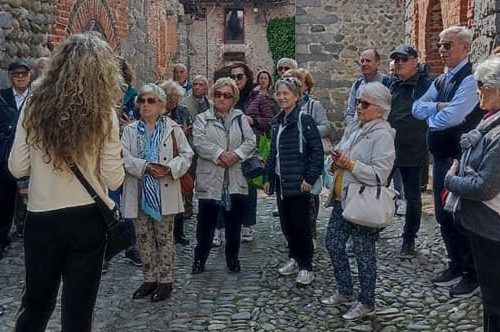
[[121, 83, 193, 302]]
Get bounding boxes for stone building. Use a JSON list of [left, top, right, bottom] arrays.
[[295, 0, 405, 139], [181, 0, 295, 80]]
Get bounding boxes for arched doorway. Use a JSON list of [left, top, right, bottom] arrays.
[[424, 0, 444, 75]]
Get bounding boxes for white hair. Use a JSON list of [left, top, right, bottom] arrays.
[[439, 26, 473, 44], [357, 82, 392, 119], [277, 58, 298, 70], [137, 83, 167, 102], [158, 79, 185, 102], [192, 75, 209, 86], [474, 54, 500, 89]]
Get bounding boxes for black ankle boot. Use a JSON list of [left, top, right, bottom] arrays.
[[132, 282, 157, 299], [191, 260, 205, 274], [151, 283, 173, 302], [226, 257, 241, 273], [174, 216, 190, 245]]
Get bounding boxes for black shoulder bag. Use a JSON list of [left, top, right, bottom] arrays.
[[69, 164, 133, 261]]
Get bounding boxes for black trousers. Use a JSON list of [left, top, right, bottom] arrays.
[[15, 204, 106, 332], [277, 191, 313, 271], [468, 232, 500, 332], [398, 166, 423, 239], [194, 195, 245, 264], [0, 165, 17, 246]]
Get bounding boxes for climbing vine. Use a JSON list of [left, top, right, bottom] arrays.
[[266, 16, 295, 73]]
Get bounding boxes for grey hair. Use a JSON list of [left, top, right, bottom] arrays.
[[474, 54, 500, 89], [209, 77, 240, 108], [439, 26, 473, 44], [357, 82, 392, 119], [158, 79, 185, 102], [192, 75, 209, 86], [137, 83, 167, 103], [174, 63, 188, 71], [277, 58, 298, 70], [274, 77, 302, 98]]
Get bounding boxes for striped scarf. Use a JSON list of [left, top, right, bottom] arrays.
[[137, 117, 167, 222]]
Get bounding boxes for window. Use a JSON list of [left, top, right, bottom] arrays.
[[224, 8, 244, 43]]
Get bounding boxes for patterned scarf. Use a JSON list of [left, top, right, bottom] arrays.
[[137, 117, 167, 222]]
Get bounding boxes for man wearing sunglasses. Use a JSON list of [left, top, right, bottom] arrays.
[[345, 48, 392, 125], [0, 60, 31, 259], [388, 45, 433, 259], [412, 26, 483, 298], [276, 58, 298, 78]]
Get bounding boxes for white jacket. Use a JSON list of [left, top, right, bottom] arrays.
[[193, 107, 256, 200], [121, 116, 193, 218]]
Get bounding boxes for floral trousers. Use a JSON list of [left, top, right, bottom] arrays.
[[134, 213, 175, 284]]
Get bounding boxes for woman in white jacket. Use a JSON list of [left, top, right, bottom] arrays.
[[121, 83, 193, 302], [191, 77, 256, 274]]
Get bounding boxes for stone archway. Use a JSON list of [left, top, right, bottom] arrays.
[[66, 0, 118, 49]]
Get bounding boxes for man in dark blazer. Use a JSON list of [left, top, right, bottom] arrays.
[[0, 59, 31, 259]]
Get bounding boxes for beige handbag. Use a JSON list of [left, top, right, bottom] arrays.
[[342, 174, 396, 228]]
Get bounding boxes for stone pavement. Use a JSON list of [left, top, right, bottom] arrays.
[[0, 191, 483, 332]]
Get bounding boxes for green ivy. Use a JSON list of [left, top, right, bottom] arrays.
[[266, 16, 295, 74]]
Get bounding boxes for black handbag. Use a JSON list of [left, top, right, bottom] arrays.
[[69, 165, 133, 261], [236, 115, 265, 179]]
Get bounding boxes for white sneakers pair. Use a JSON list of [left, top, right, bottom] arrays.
[[320, 291, 375, 320], [278, 258, 314, 285]]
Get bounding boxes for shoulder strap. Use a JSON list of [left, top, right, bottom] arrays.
[[171, 129, 179, 157], [236, 115, 245, 142], [69, 164, 104, 204], [298, 111, 304, 154], [307, 99, 315, 115]]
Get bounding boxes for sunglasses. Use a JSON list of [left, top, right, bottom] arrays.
[[229, 73, 245, 81], [10, 71, 29, 78], [137, 97, 158, 105], [278, 66, 291, 72], [437, 42, 453, 50], [213, 91, 234, 99], [356, 99, 373, 109], [394, 57, 413, 64]]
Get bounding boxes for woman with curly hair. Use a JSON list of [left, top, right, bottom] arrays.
[[8, 33, 125, 331]]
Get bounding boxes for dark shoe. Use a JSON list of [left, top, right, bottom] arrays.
[[272, 210, 279, 217], [399, 237, 416, 258], [175, 235, 190, 246], [132, 282, 157, 299], [449, 275, 479, 298], [102, 260, 109, 274], [125, 248, 143, 267], [191, 260, 205, 274], [227, 258, 241, 273], [151, 283, 173, 302], [432, 268, 462, 287]]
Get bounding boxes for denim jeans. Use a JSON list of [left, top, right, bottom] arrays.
[[399, 167, 422, 239], [432, 156, 475, 275]]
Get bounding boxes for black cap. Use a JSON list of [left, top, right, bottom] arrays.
[[8, 60, 30, 72], [390, 44, 418, 59]]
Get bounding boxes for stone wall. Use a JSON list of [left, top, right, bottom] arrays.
[[295, 0, 405, 140], [470, 0, 500, 63], [185, 3, 295, 80]]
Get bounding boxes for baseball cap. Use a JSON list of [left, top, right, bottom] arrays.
[[390, 44, 418, 59], [8, 60, 31, 72]]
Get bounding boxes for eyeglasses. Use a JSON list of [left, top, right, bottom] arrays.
[[229, 73, 245, 81], [10, 71, 29, 78], [356, 99, 373, 109], [278, 66, 291, 72], [137, 97, 158, 105], [213, 91, 234, 99], [393, 57, 413, 64], [477, 80, 495, 91], [437, 42, 453, 50]]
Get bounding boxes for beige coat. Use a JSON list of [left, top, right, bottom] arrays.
[[193, 107, 256, 200], [325, 119, 396, 207], [121, 116, 194, 218]]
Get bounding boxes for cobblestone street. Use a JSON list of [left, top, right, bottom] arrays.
[[0, 191, 483, 332]]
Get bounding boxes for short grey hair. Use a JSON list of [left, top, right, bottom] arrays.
[[137, 83, 167, 102], [439, 26, 473, 44], [192, 75, 209, 86], [158, 79, 184, 102], [277, 58, 298, 70], [274, 77, 302, 98], [474, 54, 500, 89], [209, 77, 240, 108], [357, 82, 392, 119], [174, 63, 188, 71]]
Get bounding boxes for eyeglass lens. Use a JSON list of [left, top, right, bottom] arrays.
[[214, 91, 233, 99], [137, 97, 157, 105]]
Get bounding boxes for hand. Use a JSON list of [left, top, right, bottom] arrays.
[[447, 159, 459, 176], [218, 152, 240, 168], [300, 180, 311, 193], [333, 150, 351, 169], [245, 115, 254, 126], [437, 102, 449, 111], [263, 181, 271, 195], [120, 114, 134, 126], [19, 187, 28, 199], [147, 163, 171, 178]]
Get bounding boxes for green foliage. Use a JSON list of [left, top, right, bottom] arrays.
[[266, 16, 295, 69]]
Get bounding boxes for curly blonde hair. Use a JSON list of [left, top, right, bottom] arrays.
[[23, 33, 122, 170]]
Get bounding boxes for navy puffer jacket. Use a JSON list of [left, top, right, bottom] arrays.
[[265, 105, 324, 197]]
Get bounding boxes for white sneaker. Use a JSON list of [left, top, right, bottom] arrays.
[[278, 258, 298, 276], [212, 229, 221, 247], [241, 226, 254, 243], [320, 291, 355, 306], [296, 270, 314, 285], [396, 199, 407, 216], [342, 301, 375, 320]]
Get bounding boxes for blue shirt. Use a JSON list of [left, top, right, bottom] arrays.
[[412, 59, 478, 131]]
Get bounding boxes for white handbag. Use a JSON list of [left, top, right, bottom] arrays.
[[342, 174, 397, 228]]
